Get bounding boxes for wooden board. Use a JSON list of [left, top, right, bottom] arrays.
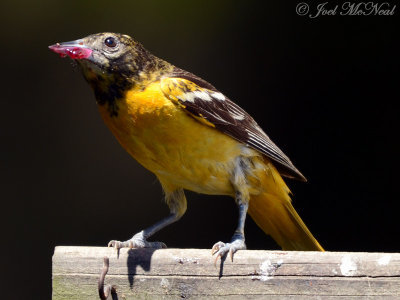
[[52, 246, 400, 299]]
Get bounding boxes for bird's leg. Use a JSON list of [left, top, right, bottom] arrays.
[[108, 187, 187, 250], [108, 213, 180, 249], [212, 191, 248, 262]]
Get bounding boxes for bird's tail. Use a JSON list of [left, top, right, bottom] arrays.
[[247, 161, 324, 251]]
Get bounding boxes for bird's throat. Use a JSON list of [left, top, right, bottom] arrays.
[[91, 77, 132, 118]]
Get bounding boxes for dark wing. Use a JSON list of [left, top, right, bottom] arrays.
[[160, 70, 306, 181]]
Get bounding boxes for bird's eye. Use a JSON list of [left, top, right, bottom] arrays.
[[104, 37, 117, 48]]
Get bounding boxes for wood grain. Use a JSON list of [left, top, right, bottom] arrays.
[[52, 246, 400, 299]]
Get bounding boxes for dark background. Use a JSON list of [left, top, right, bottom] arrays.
[[1, 0, 399, 298]]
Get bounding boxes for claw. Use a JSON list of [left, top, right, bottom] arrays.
[[211, 241, 224, 256], [212, 242, 227, 267], [214, 253, 221, 267], [211, 239, 246, 265], [128, 240, 134, 248], [158, 242, 168, 249], [108, 240, 123, 249], [229, 247, 234, 262], [107, 240, 116, 248]]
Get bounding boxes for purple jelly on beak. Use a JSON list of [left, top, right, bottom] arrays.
[[48, 42, 92, 59]]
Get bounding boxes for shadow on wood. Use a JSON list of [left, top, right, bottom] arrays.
[[126, 248, 157, 288]]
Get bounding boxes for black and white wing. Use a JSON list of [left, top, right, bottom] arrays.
[[160, 70, 306, 181]]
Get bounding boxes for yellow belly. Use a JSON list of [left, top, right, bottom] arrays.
[[97, 81, 242, 196]]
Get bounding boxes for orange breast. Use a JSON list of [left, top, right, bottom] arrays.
[[97, 81, 242, 195]]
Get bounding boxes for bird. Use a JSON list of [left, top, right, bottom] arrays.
[[49, 32, 324, 261]]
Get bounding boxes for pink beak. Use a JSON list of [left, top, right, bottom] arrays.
[[48, 39, 93, 59]]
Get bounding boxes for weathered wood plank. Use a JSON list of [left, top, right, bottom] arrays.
[[52, 246, 400, 299]]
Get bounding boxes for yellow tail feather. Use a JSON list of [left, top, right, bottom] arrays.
[[248, 162, 324, 251]]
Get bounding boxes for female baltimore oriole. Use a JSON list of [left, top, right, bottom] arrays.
[[49, 33, 323, 261]]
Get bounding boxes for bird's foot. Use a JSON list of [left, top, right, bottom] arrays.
[[108, 231, 167, 250], [211, 237, 246, 264]]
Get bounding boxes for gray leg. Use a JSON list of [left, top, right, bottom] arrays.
[[212, 191, 248, 262], [108, 213, 179, 249], [108, 187, 186, 250]]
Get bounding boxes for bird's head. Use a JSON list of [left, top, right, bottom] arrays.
[[49, 32, 171, 116], [49, 32, 152, 83]]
